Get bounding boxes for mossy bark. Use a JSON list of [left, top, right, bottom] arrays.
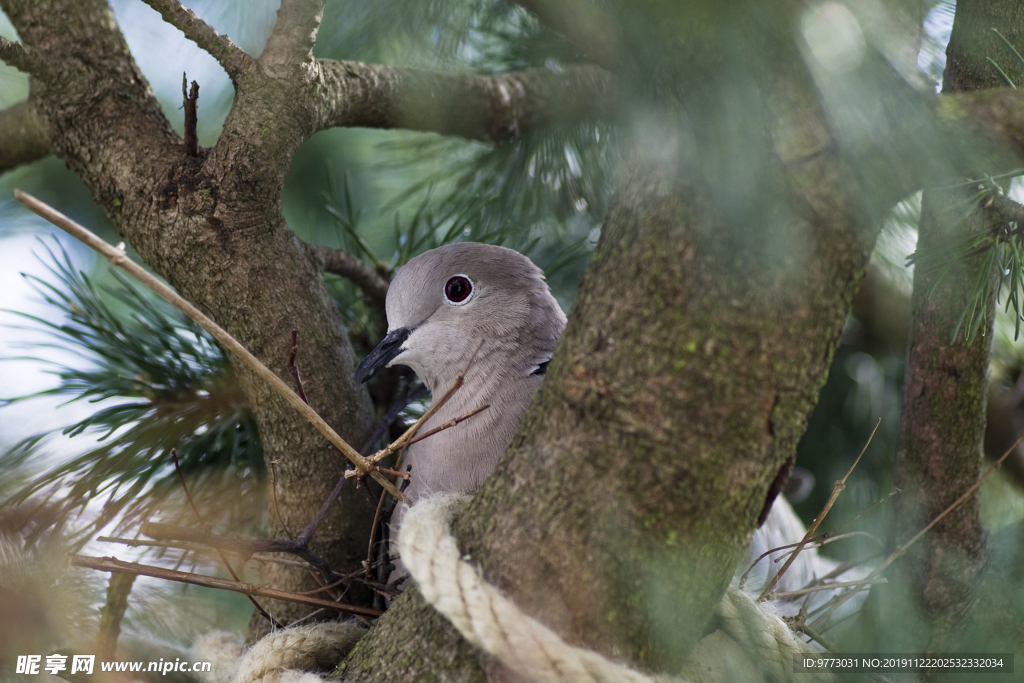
[[342, 5, 883, 677], [891, 0, 1024, 654], [1, 0, 378, 629]]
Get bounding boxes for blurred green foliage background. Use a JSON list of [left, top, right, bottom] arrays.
[[1, 0, 1023, 670]]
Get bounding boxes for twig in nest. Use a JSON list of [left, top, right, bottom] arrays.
[[96, 535, 309, 568], [287, 328, 309, 404], [768, 577, 888, 601], [365, 482, 389, 579], [792, 620, 837, 653], [829, 486, 901, 533], [141, 520, 342, 584], [758, 418, 880, 601], [807, 428, 1024, 630], [70, 555, 383, 618], [359, 381, 429, 455], [13, 191, 405, 503], [739, 530, 880, 589], [182, 73, 199, 157], [811, 550, 882, 585], [360, 341, 489, 471], [171, 449, 279, 627], [773, 531, 881, 563]]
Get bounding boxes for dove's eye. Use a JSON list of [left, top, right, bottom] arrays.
[[444, 275, 474, 305]]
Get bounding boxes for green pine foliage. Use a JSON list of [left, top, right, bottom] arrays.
[[0, 0, 607, 544], [0, 243, 262, 544]]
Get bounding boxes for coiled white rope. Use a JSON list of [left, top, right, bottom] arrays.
[[200, 495, 833, 683], [398, 494, 833, 683]]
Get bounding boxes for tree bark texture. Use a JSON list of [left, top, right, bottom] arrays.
[[3, 0, 1024, 677], [0, 0, 620, 635], [891, 0, 1024, 654], [0, 0, 379, 629], [342, 4, 884, 678]]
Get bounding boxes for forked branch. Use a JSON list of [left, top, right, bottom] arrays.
[[311, 59, 616, 146], [140, 0, 254, 81], [0, 36, 41, 75], [261, 0, 325, 74]]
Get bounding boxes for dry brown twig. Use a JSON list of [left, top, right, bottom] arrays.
[[70, 555, 383, 618], [739, 530, 881, 590], [14, 191, 406, 503], [769, 577, 888, 601], [171, 449, 280, 627], [757, 418, 881, 601], [355, 341, 490, 476], [807, 428, 1024, 630], [95, 535, 309, 568]]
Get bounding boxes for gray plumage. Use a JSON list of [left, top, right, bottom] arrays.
[[356, 243, 565, 572], [359, 243, 864, 623]]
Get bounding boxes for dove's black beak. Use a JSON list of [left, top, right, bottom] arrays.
[[355, 328, 410, 383]]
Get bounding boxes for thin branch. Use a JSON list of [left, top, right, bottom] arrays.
[[0, 36, 41, 75], [139, 0, 254, 81], [829, 486, 901, 532], [807, 428, 1024, 630], [758, 418, 880, 601], [362, 342, 488, 468], [96, 573, 135, 661], [287, 328, 309, 404], [95, 535, 309, 568], [0, 101, 50, 173], [311, 59, 616, 146], [309, 243, 390, 306], [407, 403, 491, 447], [359, 382, 429, 455], [182, 74, 199, 157], [171, 449, 279, 626], [14, 191, 406, 503], [810, 550, 882, 585], [261, 0, 325, 75], [365, 479, 389, 578], [508, 0, 620, 69], [794, 623, 837, 653], [739, 531, 877, 589], [69, 555, 383, 618], [141, 521, 342, 584], [769, 578, 888, 601]]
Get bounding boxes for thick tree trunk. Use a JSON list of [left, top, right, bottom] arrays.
[[891, 0, 1024, 654], [1, 0, 378, 630], [341, 6, 884, 677], [7, 0, 1024, 678]]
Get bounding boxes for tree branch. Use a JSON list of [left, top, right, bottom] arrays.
[[509, 0, 620, 69], [951, 87, 1024, 160], [69, 554, 383, 618], [261, 0, 325, 75], [139, 0, 254, 82], [0, 35, 40, 74], [310, 59, 616, 145], [0, 101, 50, 172], [309, 244, 389, 306]]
